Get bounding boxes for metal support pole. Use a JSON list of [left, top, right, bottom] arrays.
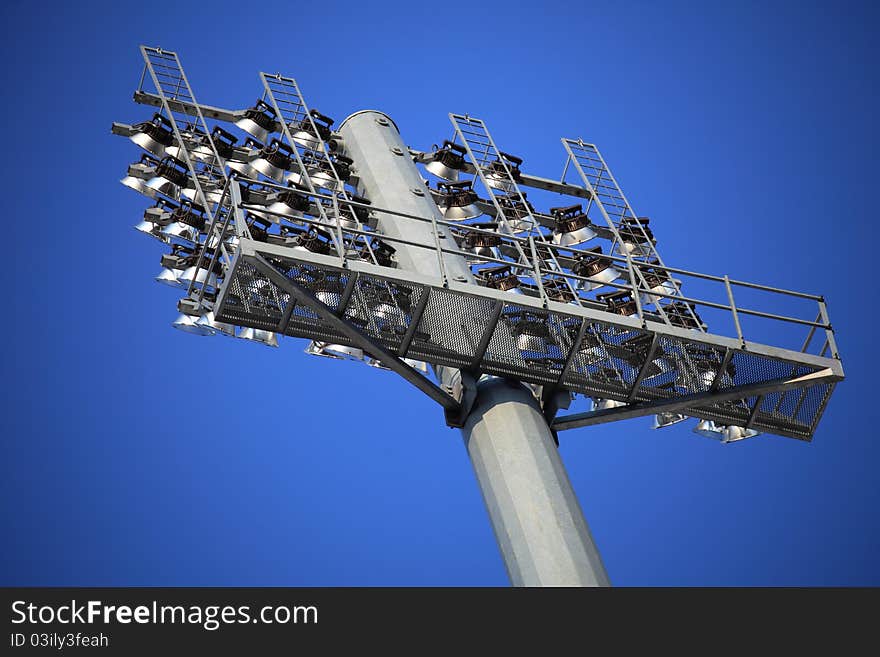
[[462, 378, 610, 586], [339, 110, 610, 587]]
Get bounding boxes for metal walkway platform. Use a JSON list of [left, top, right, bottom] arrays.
[[215, 239, 841, 440]]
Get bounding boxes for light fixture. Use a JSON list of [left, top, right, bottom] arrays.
[[617, 216, 655, 257], [505, 310, 554, 352], [172, 313, 217, 336], [721, 425, 760, 443], [305, 341, 364, 361], [237, 327, 279, 347], [662, 301, 703, 330], [121, 154, 162, 198], [496, 193, 535, 233], [155, 267, 184, 287], [571, 247, 623, 290], [425, 140, 467, 181], [311, 271, 346, 309], [146, 155, 190, 198], [135, 204, 173, 243], [155, 246, 193, 287], [252, 138, 296, 181], [196, 311, 236, 337], [652, 412, 688, 429], [235, 99, 277, 142], [362, 281, 411, 325], [293, 227, 335, 255], [178, 257, 222, 291], [596, 290, 639, 317], [357, 238, 396, 267], [619, 333, 675, 380], [189, 125, 237, 163], [594, 398, 625, 411], [305, 153, 353, 192], [457, 222, 501, 262], [164, 123, 204, 162], [227, 137, 263, 179], [331, 195, 372, 231], [542, 278, 578, 304], [435, 181, 481, 220], [264, 183, 311, 222], [550, 204, 596, 246], [130, 113, 175, 157], [484, 151, 523, 192], [291, 109, 334, 150], [161, 201, 206, 243], [693, 420, 759, 443], [639, 261, 676, 306], [475, 264, 522, 293]]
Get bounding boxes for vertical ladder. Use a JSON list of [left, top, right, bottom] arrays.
[[448, 114, 580, 306], [139, 46, 244, 300], [562, 137, 703, 331], [259, 73, 370, 265]]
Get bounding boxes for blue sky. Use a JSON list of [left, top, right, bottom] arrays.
[[1, 0, 877, 585]]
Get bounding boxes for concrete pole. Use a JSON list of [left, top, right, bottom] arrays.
[[338, 111, 610, 587]]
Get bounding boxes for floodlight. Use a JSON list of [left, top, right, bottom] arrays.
[[130, 113, 175, 156], [178, 256, 221, 290], [135, 204, 173, 243], [662, 301, 703, 330], [121, 154, 163, 198], [652, 412, 688, 429], [293, 226, 335, 255], [506, 310, 554, 352], [570, 247, 622, 290], [252, 138, 296, 181], [264, 183, 311, 221], [146, 156, 190, 197], [172, 313, 217, 336], [161, 201, 206, 242], [291, 109, 335, 150], [693, 420, 759, 443], [597, 290, 639, 317], [458, 222, 501, 261], [640, 262, 676, 306], [227, 137, 263, 178], [363, 281, 411, 325], [196, 311, 236, 337], [721, 425, 760, 442], [114, 48, 843, 589], [237, 327, 279, 347], [425, 140, 467, 181], [543, 278, 577, 303], [436, 181, 481, 220], [617, 216, 655, 257], [484, 151, 523, 192], [551, 204, 596, 246], [358, 238, 396, 267], [475, 264, 522, 293], [307, 153, 353, 191], [155, 267, 185, 287], [306, 341, 364, 361], [235, 99, 277, 142], [494, 193, 536, 233]]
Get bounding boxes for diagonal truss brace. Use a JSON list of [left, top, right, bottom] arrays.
[[249, 254, 462, 415], [551, 368, 841, 432]]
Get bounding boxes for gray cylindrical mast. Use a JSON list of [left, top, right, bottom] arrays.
[[338, 110, 610, 587]]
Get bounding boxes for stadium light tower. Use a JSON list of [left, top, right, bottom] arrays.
[[113, 46, 844, 586]]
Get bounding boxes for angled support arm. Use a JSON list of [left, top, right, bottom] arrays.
[[250, 255, 461, 414]]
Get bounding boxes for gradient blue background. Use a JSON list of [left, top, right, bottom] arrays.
[[1, 0, 877, 586]]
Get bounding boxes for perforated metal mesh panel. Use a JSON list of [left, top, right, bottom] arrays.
[[215, 253, 838, 440]]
